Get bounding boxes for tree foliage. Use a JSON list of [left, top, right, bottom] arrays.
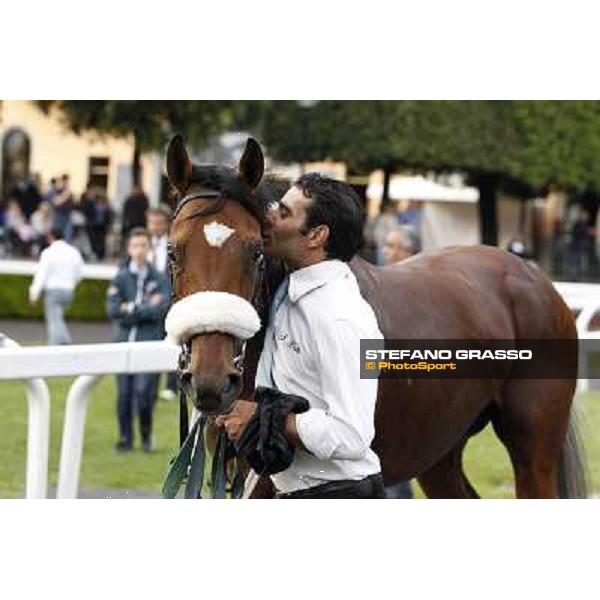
[[35, 101, 237, 186], [243, 100, 600, 192], [36, 100, 235, 151]]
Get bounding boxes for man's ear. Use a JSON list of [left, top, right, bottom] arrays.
[[239, 138, 264, 190], [166, 134, 193, 194], [307, 224, 330, 250]]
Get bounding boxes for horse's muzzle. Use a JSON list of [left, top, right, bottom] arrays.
[[181, 371, 241, 415]]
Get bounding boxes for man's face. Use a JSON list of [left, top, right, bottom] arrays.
[[383, 232, 413, 265], [128, 235, 151, 264], [262, 186, 313, 262], [148, 213, 168, 238]]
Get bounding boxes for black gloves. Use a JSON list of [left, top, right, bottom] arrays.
[[235, 386, 309, 475]]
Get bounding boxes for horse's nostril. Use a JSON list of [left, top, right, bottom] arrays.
[[222, 373, 241, 400]]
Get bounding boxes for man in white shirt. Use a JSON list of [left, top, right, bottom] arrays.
[[147, 206, 178, 402], [147, 207, 170, 273], [29, 227, 84, 344], [216, 173, 385, 498]]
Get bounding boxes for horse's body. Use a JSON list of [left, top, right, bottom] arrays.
[[165, 135, 586, 499], [350, 246, 581, 498], [245, 245, 584, 499]]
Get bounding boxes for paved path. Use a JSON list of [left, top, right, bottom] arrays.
[[0, 319, 112, 345]]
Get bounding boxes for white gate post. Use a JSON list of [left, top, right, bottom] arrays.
[[56, 374, 103, 499], [0, 335, 51, 499]]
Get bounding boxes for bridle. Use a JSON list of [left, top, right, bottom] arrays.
[[168, 188, 267, 446]]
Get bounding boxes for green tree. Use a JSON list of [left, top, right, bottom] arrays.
[[241, 101, 600, 245], [36, 101, 236, 188]]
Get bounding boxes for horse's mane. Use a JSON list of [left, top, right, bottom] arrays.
[[188, 165, 289, 227], [230, 173, 290, 399]]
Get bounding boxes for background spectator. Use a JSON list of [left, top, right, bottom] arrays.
[[121, 185, 149, 242], [5, 199, 35, 256], [383, 227, 417, 265], [52, 174, 74, 241], [372, 201, 400, 265], [30, 200, 55, 255], [29, 226, 84, 344], [147, 206, 176, 401], [81, 186, 114, 261], [106, 228, 170, 452]]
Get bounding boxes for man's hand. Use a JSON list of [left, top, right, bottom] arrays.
[[215, 400, 257, 442]]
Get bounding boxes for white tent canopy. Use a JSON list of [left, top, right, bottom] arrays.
[[367, 175, 479, 204]]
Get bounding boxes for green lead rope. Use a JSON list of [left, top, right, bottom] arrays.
[[162, 415, 245, 499], [184, 416, 207, 499], [162, 415, 204, 499], [211, 429, 228, 499]]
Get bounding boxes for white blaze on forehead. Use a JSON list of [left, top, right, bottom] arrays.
[[203, 220, 235, 247]]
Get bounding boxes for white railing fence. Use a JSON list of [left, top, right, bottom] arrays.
[[1, 281, 599, 499], [0, 340, 179, 499]]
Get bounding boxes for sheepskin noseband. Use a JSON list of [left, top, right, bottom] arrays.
[[165, 291, 261, 346]]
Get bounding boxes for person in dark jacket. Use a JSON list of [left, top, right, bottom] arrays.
[[106, 227, 170, 452], [121, 185, 149, 241]]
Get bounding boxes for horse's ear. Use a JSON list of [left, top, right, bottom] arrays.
[[239, 138, 264, 190], [166, 134, 193, 194]]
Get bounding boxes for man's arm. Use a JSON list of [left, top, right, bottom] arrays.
[[29, 251, 49, 303], [293, 317, 377, 461], [214, 400, 308, 452], [283, 413, 307, 452], [132, 274, 170, 322], [72, 251, 84, 285], [217, 317, 376, 460], [106, 276, 134, 323]]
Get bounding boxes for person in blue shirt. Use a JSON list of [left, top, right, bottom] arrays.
[[106, 227, 170, 452]]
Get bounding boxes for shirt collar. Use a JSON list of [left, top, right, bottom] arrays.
[[128, 261, 148, 277], [288, 259, 349, 304]]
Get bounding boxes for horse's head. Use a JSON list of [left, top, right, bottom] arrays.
[[165, 134, 268, 415]]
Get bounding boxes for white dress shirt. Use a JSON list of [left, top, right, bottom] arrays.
[[256, 259, 383, 493], [29, 240, 84, 302], [150, 234, 169, 273]]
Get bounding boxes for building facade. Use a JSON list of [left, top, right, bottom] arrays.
[[0, 101, 162, 208]]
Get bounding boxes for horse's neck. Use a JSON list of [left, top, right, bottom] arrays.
[[240, 257, 288, 399]]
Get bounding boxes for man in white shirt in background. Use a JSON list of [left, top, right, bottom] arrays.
[[147, 206, 178, 402], [217, 173, 385, 499], [147, 207, 170, 273], [29, 226, 84, 345]]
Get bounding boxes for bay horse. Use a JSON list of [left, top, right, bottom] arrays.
[[165, 134, 587, 499]]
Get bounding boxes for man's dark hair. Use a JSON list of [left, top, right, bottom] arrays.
[[295, 173, 364, 262], [128, 227, 151, 242], [147, 206, 170, 220], [49, 226, 63, 241]]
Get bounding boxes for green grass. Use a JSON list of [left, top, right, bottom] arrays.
[[0, 376, 179, 498], [0, 377, 598, 498]]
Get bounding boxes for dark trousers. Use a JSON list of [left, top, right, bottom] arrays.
[[116, 373, 159, 446], [277, 473, 385, 499], [166, 371, 178, 392], [385, 480, 414, 499]]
